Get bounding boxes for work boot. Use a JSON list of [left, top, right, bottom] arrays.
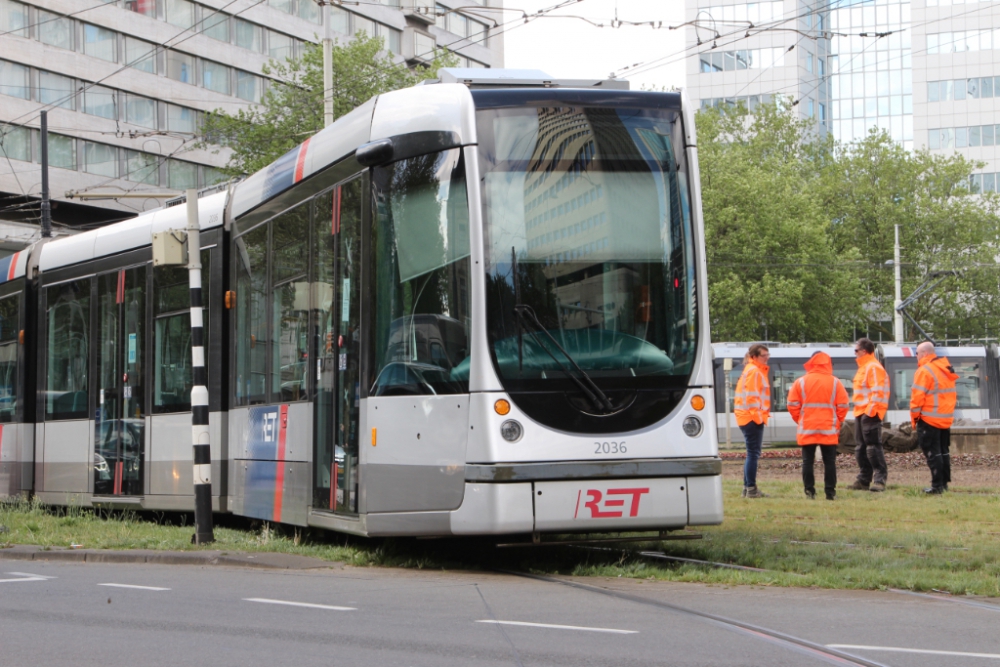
[[869, 482, 885, 493], [741, 487, 748, 498], [825, 492, 836, 501], [923, 487, 944, 495], [805, 489, 816, 499], [848, 480, 870, 491], [744, 486, 769, 498]]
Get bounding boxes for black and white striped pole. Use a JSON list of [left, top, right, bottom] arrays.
[[187, 189, 214, 544]]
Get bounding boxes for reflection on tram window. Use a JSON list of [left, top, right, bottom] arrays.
[[0, 294, 18, 422], [370, 148, 471, 396], [886, 358, 983, 410], [45, 280, 90, 420], [152, 254, 209, 413], [478, 105, 697, 388], [272, 204, 310, 402], [234, 224, 268, 405]]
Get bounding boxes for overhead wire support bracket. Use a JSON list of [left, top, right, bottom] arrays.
[[895, 269, 961, 345]]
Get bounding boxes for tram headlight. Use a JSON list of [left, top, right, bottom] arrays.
[[682, 415, 703, 438], [500, 420, 523, 443]]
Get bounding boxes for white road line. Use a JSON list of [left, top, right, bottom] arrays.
[[0, 572, 53, 583], [243, 598, 356, 611], [476, 620, 638, 635], [98, 583, 171, 591], [830, 644, 1000, 660]]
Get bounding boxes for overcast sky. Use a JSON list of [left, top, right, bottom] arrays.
[[500, 0, 689, 91]]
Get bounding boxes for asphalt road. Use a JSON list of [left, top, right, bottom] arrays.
[[1, 560, 998, 667]]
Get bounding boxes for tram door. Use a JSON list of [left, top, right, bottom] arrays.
[[94, 267, 146, 496], [316, 177, 363, 513]]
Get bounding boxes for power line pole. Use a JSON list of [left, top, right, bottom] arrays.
[[187, 189, 214, 544], [893, 224, 903, 343], [322, 1, 334, 127], [39, 110, 52, 238]]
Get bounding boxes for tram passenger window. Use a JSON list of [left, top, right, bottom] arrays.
[[272, 204, 310, 402], [234, 225, 268, 405], [951, 359, 982, 409], [770, 361, 806, 412], [45, 280, 90, 420], [0, 294, 18, 422], [886, 362, 914, 411], [370, 148, 471, 396], [152, 255, 209, 413]]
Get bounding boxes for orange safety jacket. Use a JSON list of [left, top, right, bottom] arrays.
[[734, 357, 771, 426], [853, 352, 889, 419], [786, 352, 850, 446], [910, 354, 959, 429]]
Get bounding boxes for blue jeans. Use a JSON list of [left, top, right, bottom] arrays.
[[740, 421, 765, 488]]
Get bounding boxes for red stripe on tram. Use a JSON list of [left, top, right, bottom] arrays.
[[330, 462, 337, 511], [294, 138, 311, 183], [114, 461, 123, 495], [332, 186, 341, 235], [273, 405, 289, 522], [6, 252, 18, 281]]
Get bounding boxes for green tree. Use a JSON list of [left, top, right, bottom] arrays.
[[822, 131, 1000, 342], [697, 101, 867, 342], [200, 33, 457, 176]]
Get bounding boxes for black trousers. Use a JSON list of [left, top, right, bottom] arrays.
[[854, 415, 887, 485], [916, 421, 952, 490], [802, 445, 838, 497]]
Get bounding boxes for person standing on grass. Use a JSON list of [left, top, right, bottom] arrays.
[[850, 338, 890, 492], [786, 352, 850, 500], [734, 344, 771, 498], [910, 341, 958, 494]]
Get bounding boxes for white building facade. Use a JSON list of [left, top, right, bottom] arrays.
[[0, 0, 504, 228]]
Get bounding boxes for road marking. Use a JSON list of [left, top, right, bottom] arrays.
[[889, 588, 1000, 613], [98, 583, 170, 591], [830, 644, 1000, 660], [476, 620, 638, 635], [243, 598, 356, 611], [0, 572, 53, 583]]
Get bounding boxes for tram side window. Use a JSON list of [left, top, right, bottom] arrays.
[[272, 204, 310, 402], [0, 294, 18, 422], [234, 225, 268, 405], [770, 362, 806, 412], [152, 254, 209, 413], [370, 148, 471, 396], [46, 280, 90, 420]]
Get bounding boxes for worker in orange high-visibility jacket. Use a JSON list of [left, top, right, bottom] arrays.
[[910, 341, 959, 494], [850, 337, 890, 492], [734, 344, 771, 499], [786, 352, 850, 500]]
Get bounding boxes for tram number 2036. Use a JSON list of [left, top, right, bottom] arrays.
[[594, 441, 627, 454]]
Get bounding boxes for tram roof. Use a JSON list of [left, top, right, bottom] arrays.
[[712, 343, 857, 359], [38, 191, 228, 273], [878, 344, 986, 358]]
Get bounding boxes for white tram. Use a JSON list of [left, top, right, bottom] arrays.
[[0, 70, 723, 537]]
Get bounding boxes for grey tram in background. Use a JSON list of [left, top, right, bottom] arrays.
[[713, 342, 996, 447], [1, 70, 724, 537]]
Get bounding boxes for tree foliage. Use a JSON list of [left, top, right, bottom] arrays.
[[200, 33, 456, 176], [698, 101, 1000, 343]]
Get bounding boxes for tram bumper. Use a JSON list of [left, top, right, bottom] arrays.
[[450, 457, 723, 535]]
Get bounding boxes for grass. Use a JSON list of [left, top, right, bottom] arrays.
[[2, 481, 999, 597]]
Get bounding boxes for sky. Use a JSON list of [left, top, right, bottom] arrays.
[[500, 0, 689, 91]]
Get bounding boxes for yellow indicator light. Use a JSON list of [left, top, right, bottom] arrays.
[[691, 395, 706, 411], [494, 399, 511, 416], [371, 427, 377, 447]]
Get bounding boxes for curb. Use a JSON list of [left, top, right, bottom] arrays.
[[0, 545, 343, 570]]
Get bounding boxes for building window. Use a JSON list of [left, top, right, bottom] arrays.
[[806, 52, 813, 73], [125, 0, 157, 17], [165, 50, 196, 83], [0, 124, 30, 162], [125, 93, 157, 128], [168, 159, 197, 189], [126, 150, 159, 184], [203, 10, 230, 41], [353, 15, 373, 37], [166, 104, 197, 133], [268, 31, 294, 60], [414, 32, 435, 60], [819, 102, 827, 122], [38, 10, 74, 50], [84, 86, 117, 120], [202, 60, 231, 95], [125, 37, 157, 73], [83, 24, 117, 62], [83, 141, 117, 177], [377, 24, 401, 53], [204, 166, 227, 185], [0, 60, 28, 99], [39, 72, 75, 110], [268, 0, 293, 13], [0, 0, 29, 37], [297, 0, 320, 24], [235, 18, 261, 51], [166, 0, 195, 29], [46, 134, 77, 170], [236, 70, 261, 102], [330, 6, 349, 34]]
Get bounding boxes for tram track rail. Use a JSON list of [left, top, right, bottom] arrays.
[[499, 570, 892, 667]]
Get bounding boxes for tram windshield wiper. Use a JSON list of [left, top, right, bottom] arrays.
[[510, 248, 614, 414]]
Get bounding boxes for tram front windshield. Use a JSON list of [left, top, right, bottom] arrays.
[[478, 104, 698, 398]]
